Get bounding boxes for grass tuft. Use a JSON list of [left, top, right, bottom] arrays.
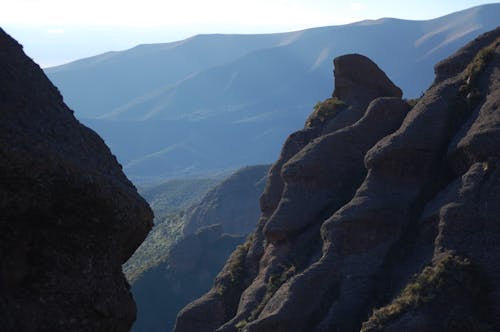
[[361, 254, 491, 331], [306, 97, 347, 128]]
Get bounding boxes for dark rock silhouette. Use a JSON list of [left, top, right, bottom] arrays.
[[0, 28, 153, 331], [174, 28, 500, 332]]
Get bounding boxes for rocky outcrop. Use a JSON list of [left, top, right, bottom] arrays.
[[174, 53, 408, 332], [0, 28, 153, 331], [183, 165, 269, 236], [361, 30, 500, 331], [264, 97, 409, 243], [332, 54, 402, 107], [174, 28, 500, 332]]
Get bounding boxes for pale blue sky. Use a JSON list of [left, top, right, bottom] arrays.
[[1, 0, 498, 67]]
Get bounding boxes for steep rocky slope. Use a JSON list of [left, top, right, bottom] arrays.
[[0, 28, 153, 331], [123, 178, 220, 284], [174, 28, 500, 332], [132, 226, 244, 332], [183, 165, 269, 236], [140, 178, 219, 223], [129, 165, 268, 332]]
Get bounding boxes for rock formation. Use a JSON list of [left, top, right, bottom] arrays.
[[174, 28, 500, 332], [0, 28, 153, 331]]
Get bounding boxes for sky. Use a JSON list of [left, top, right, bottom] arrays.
[[1, 0, 498, 67]]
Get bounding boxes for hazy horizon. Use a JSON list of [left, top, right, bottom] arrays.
[[1, 0, 498, 67]]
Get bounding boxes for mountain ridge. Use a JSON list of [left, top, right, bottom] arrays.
[[45, 4, 500, 183]]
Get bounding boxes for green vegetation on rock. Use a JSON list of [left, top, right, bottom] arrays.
[[245, 263, 297, 325], [405, 92, 424, 108], [465, 37, 499, 83], [139, 178, 219, 223], [123, 212, 185, 283], [216, 239, 250, 296], [362, 254, 491, 331], [306, 97, 347, 128], [124, 177, 219, 283], [450, 38, 500, 133]]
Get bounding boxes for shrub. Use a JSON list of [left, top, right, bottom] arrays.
[[466, 38, 498, 83], [405, 92, 424, 108], [235, 319, 248, 330], [215, 239, 250, 296], [306, 97, 347, 128], [246, 263, 296, 324]]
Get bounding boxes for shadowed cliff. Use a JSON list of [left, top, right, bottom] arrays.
[[174, 28, 500, 332], [0, 28, 153, 331]]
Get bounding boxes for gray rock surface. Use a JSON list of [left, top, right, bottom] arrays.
[[175, 53, 409, 332], [264, 97, 409, 243], [174, 28, 500, 332], [333, 54, 402, 106]]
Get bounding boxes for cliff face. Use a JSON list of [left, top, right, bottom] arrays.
[[174, 28, 500, 332], [0, 29, 153, 331]]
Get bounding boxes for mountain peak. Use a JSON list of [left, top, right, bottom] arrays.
[[333, 53, 403, 106]]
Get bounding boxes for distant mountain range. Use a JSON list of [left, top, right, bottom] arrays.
[[45, 4, 500, 183]]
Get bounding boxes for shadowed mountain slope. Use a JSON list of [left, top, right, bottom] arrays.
[[45, 4, 500, 182], [127, 165, 269, 332], [183, 165, 269, 236]]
